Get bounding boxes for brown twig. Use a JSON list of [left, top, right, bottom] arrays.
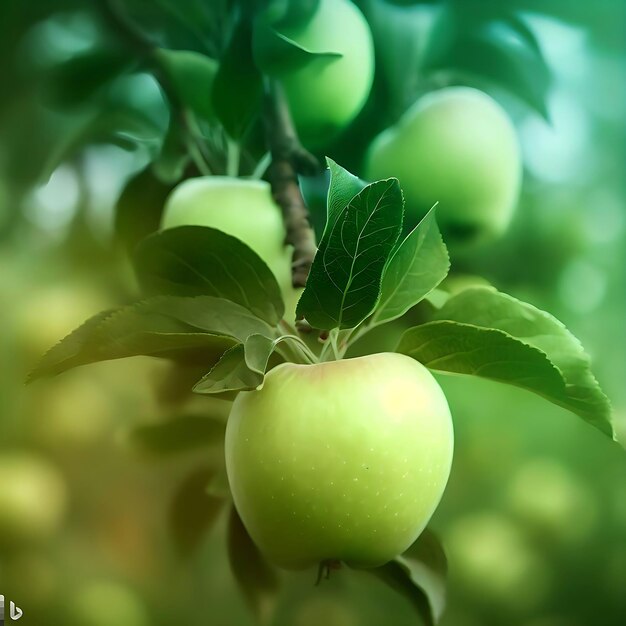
[[263, 79, 319, 289]]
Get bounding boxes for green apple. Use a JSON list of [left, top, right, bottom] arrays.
[[0, 453, 67, 548], [225, 352, 453, 569], [255, 0, 374, 146], [161, 176, 300, 321], [365, 87, 522, 245]]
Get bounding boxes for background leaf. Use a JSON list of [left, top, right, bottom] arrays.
[[433, 287, 615, 437], [373, 208, 450, 325], [227, 506, 279, 625], [297, 178, 404, 329], [156, 49, 218, 122], [211, 18, 263, 139], [43, 48, 134, 108], [134, 226, 285, 325], [423, 7, 551, 118], [371, 529, 447, 626], [170, 467, 225, 557], [114, 166, 176, 252], [129, 413, 227, 457], [252, 21, 342, 75]]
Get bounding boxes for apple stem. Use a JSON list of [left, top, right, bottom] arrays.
[[315, 559, 343, 586], [263, 79, 320, 289]]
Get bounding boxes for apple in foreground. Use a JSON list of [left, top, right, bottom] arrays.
[[225, 353, 453, 569], [365, 87, 521, 246], [161, 176, 300, 321]]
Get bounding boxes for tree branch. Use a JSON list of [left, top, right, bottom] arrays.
[[263, 79, 319, 289], [96, 0, 218, 173]]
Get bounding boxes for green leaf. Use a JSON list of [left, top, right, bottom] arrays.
[[424, 8, 551, 118], [156, 49, 218, 121], [44, 49, 134, 108], [325, 158, 368, 235], [227, 506, 280, 625], [432, 288, 614, 438], [371, 529, 447, 626], [206, 467, 231, 499], [41, 105, 165, 181], [398, 320, 567, 403], [170, 467, 225, 557], [252, 21, 342, 75], [151, 117, 190, 184], [28, 296, 273, 381], [194, 344, 263, 395], [262, 0, 320, 28], [129, 414, 227, 457], [373, 207, 450, 325], [114, 167, 175, 252], [134, 226, 285, 326], [297, 178, 404, 330], [212, 18, 263, 139], [193, 333, 294, 395]]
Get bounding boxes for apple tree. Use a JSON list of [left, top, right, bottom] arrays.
[[19, 0, 620, 624]]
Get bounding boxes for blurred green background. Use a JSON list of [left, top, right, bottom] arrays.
[[0, 1, 624, 625]]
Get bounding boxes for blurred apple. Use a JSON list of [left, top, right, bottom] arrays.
[[0, 452, 67, 549], [444, 512, 550, 609], [15, 284, 108, 368], [365, 87, 521, 247], [254, 0, 374, 146], [66, 581, 149, 626], [26, 374, 113, 448], [506, 459, 597, 542]]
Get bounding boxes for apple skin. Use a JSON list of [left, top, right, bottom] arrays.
[[257, 0, 374, 146], [364, 87, 522, 245], [225, 352, 453, 570], [0, 453, 67, 548], [161, 176, 300, 321]]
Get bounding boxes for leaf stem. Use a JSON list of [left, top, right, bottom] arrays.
[[251, 151, 271, 179], [288, 336, 318, 364], [226, 138, 241, 177], [184, 126, 212, 175]]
